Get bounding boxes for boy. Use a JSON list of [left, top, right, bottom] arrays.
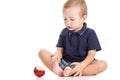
[[38, 0, 107, 76]]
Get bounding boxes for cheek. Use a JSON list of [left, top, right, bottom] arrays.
[[72, 22, 78, 26], [64, 22, 68, 27], [76, 20, 83, 25], [64, 21, 67, 25], [72, 22, 81, 27]]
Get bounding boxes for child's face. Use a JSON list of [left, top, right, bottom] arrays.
[[63, 6, 86, 32]]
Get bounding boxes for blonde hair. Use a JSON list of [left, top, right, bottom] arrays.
[[63, 0, 87, 16]]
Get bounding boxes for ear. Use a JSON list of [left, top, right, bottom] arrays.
[[82, 15, 87, 21]]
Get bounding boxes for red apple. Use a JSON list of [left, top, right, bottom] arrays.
[[34, 66, 45, 77]]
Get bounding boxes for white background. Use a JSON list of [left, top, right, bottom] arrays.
[[0, 0, 120, 80]]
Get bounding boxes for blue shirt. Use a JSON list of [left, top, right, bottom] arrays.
[[56, 23, 101, 62]]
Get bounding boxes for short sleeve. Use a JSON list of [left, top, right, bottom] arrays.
[[87, 30, 101, 51], [56, 28, 66, 47]]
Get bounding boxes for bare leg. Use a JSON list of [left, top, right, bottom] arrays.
[[52, 59, 63, 76], [38, 48, 63, 76], [82, 60, 107, 76]]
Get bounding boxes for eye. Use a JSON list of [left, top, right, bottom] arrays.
[[64, 18, 67, 21], [70, 19, 75, 21]]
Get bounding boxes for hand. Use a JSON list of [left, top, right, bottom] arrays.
[[51, 54, 61, 63], [69, 62, 84, 76], [50, 54, 61, 68]]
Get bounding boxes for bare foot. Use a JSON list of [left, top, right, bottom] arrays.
[[63, 67, 72, 76], [52, 61, 63, 76]]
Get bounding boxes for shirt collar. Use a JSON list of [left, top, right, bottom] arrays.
[[69, 22, 87, 36]]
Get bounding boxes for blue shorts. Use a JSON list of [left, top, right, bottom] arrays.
[[59, 59, 76, 70], [59, 59, 97, 70]]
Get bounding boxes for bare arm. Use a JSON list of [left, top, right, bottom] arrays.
[[70, 50, 96, 76], [81, 50, 96, 68], [54, 47, 63, 58], [51, 47, 63, 63]]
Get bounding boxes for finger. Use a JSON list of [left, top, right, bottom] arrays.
[[73, 71, 80, 76], [69, 69, 76, 76], [52, 56, 57, 62], [57, 57, 61, 63], [71, 62, 77, 65], [71, 62, 79, 67], [79, 72, 82, 76]]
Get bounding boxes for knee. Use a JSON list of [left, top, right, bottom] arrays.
[[99, 60, 108, 72], [38, 48, 47, 57]]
